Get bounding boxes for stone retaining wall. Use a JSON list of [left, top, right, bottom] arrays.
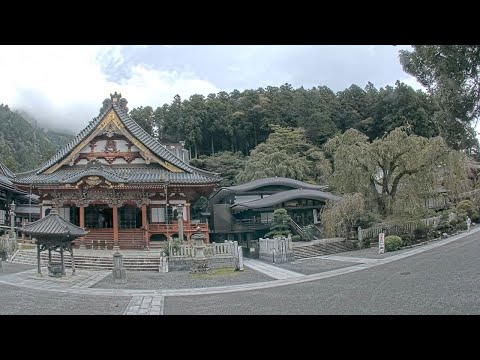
[[168, 256, 239, 272]]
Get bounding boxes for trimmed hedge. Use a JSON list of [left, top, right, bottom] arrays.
[[385, 235, 402, 252]]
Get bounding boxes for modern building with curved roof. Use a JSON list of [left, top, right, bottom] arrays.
[[207, 177, 340, 243]]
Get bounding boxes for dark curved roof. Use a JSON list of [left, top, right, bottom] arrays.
[[209, 177, 328, 203], [23, 210, 87, 237], [15, 165, 218, 185], [28, 97, 218, 181], [0, 162, 27, 194], [230, 189, 341, 213], [59, 162, 128, 183], [0, 162, 15, 179]]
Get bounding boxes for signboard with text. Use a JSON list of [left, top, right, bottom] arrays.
[[379, 232, 385, 254]]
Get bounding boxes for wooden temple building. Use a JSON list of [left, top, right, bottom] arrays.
[[14, 93, 219, 250]]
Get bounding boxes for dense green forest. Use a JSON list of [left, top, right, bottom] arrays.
[[2, 46, 479, 182], [127, 80, 478, 159], [2, 81, 477, 176], [0, 104, 73, 172]]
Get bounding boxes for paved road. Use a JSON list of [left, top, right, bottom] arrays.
[[2, 229, 480, 314], [165, 231, 480, 314]]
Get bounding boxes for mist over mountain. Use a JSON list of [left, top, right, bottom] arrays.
[[0, 104, 73, 173]]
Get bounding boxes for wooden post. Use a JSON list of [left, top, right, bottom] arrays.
[[36, 242, 42, 277], [142, 203, 148, 246], [185, 203, 191, 225], [79, 204, 85, 250], [113, 204, 119, 250], [70, 245, 76, 276], [60, 246, 65, 276]]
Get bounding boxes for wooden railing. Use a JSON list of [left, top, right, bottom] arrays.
[[149, 223, 209, 233], [169, 241, 237, 258], [232, 218, 272, 231]]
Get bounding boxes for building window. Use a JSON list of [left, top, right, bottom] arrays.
[[0, 209, 5, 225], [260, 212, 274, 224], [151, 207, 165, 223]]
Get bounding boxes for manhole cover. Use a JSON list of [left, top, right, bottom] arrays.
[[399, 272, 411, 275]]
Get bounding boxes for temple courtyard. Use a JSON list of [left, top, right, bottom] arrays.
[[2, 226, 480, 315]]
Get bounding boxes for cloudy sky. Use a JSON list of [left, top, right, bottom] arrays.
[[0, 45, 422, 133]]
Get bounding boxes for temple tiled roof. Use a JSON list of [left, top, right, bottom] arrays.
[[14, 93, 219, 186], [15, 165, 217, 185], [23, 210, 87, 237], [0, 161, 15, 179], [230, 189, 341, 213], [0, 162, 27, 194]]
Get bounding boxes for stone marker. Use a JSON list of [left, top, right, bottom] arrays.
[[159, 253, 169, 273], [237, 245, 244, 271], [112, 251, 127, 284]]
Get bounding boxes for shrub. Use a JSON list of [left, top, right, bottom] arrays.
[[291, 235, 302, 242], [414, 223, 430, 239], [471, 210, 480, 223], [385, 235, 402, 252], [401, 233, 416, 246], [436, 222, 453, 235], [457, 200, 475, 218], [456, 221, 468, 231]]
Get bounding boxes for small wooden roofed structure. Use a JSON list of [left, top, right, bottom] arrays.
[[23, 210, 87, 277]]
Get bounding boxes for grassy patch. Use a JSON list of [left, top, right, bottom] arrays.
[[191, 267, 239, 279]]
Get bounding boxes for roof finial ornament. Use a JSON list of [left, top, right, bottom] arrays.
[[110, 92, 128, 112], [110, 92, 122, 103]]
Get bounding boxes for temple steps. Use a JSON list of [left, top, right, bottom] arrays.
[[293, 240, 355, 260], [12, 249, 160, 271]]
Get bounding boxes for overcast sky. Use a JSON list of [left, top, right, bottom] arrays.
[[0, 45, 422, 133]]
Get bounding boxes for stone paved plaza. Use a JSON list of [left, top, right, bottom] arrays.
[[1, 227, 479, 315]]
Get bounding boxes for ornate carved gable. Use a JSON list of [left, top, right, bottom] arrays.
[[44, 109, 183, 174]]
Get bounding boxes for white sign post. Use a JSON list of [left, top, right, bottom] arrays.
[[378, 232, 385, 254]]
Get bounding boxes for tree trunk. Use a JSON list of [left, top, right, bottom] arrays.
[[211, 136, 215, 155]]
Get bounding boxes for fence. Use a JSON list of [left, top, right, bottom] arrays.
[[169, 241, 238, 258], [358, 215, 449, 241], [258, 236, 295, 263]]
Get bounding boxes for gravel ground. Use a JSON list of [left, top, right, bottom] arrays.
[[0, 262, 35, 277], [92, 267, 273, 290], [0, 282, 129, 315], [272, 258, 358, 275]]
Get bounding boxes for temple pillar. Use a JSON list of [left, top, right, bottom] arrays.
[[36, 242, 42, 277], [185, 203, 191, 225], [113, 204, 119, 250], [79, 204, 86, 250], [142, 203, 148, 245]]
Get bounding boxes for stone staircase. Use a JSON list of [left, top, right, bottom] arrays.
[[12, 249, 160, 271], [293, 240, 355, 260]]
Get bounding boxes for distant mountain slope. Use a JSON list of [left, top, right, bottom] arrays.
[[0, 104, 74, 172]]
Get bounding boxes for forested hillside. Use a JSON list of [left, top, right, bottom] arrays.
[[0, 104, 73, 172], [128, 81, 478, 161]]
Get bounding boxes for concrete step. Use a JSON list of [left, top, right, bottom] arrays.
[[293, 241, 352, 259], [12, 250, 160, 271]]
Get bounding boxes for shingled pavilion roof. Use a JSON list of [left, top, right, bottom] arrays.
[[23, 210, 87, 238]]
